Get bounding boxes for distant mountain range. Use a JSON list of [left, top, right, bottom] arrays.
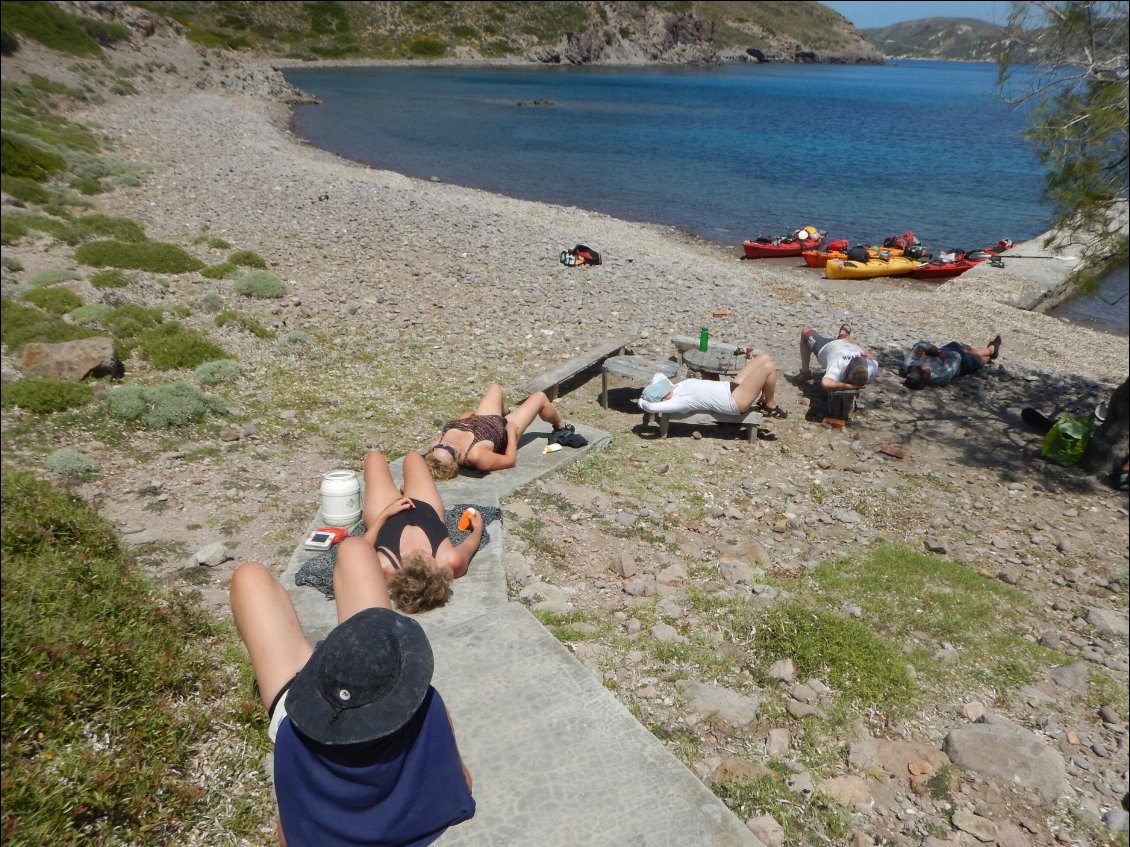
[[862, 17, 1008, 62]]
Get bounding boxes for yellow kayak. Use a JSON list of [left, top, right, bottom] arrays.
[[824, 253, 919, 280]]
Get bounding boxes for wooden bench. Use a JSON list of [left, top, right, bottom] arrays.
[[642, 409, 764, 442], [519, 329, 639, 401]]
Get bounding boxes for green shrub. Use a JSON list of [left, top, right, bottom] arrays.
[[197, 292, 225, 313], [1, 377, 95, 413], [74, 213, 147, 242], [70, 175, 104, 195], [89, 268, 130, 289], [1, 255, 23, 272], [233, 269, 287, 299], [404, 33, 447, 57], [101, 304, 164, 342], [0, 173, 52, 204], [75, 240, 203, 273], [26, 269, 84, 287], [227, 249, 267, 269], [134, 321, 228, 370], [0, 469, 248, 844], [23, 286, 82, 314], [104, 384, 147, 420], [280, 330, 313, 347], [192, 234, 231, 249], [214, 310, 276, 339], [1, 1, 104, 55], [195, 358, 243, 385], [1, 213, 79, 247], [68, 302, 114, 326], [44, 447, 98, 480], [201, 261, 237, 279], [0, 132, 67, 181], [0, 296, 96, 350]]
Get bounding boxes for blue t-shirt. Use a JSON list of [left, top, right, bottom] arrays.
[[274, 686, 475, 847], [902, 340, 963, 386]]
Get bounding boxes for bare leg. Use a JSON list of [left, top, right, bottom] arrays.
[[332, 541, 393, 624], [731, 354, 777, 413], [961, 344, 993, 364], [474, 383, 505, 416], [230, 562, 314, 711], [362, 451, 402, 528], [504, 390, 564, 437], [799, 328, 815, 375], [400, 450, 445, 517]]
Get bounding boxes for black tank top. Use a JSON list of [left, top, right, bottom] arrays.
[[374, 499, 448, 570]]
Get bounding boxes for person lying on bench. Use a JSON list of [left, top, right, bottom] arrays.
[[798, 324, 877, 392], [636, 352, 787, 418], [424, 383, 573, 480]]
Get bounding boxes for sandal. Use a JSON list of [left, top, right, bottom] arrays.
[[757, 401, 788, 419], [989, 334, 1002, 361]]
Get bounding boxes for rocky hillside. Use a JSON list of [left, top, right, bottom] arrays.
[[118, 0, 882, 65], [862, 17, 1008, 62]]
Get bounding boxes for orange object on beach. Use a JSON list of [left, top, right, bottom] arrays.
[[712, 310, 730, 317], [457, 508, 477, 531]]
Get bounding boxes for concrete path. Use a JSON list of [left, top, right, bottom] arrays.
[[281, 421, 765, 847]]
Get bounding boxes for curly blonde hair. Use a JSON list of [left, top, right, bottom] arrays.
[[424, 451, 460, 481], [388, 551, 453, 614]]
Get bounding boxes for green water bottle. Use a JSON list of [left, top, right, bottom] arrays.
[[699, 327, 709, 352]]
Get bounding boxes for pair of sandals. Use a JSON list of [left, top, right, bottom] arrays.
[[548, 423, 588, 448], [756, 400, 788, 419], [989, 334, 1002, 361]]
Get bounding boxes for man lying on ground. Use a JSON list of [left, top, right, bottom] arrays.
[[901, 335, 1002, 389]]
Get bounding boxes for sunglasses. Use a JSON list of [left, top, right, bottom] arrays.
[[433, 443, 458, 461]]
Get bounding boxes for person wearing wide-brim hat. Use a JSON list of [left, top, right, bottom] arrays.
[[231, 554, 474, 846]]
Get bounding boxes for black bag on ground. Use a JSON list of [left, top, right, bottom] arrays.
[[572, 244, 601, 265]]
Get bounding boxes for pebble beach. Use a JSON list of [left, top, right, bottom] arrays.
[[3, 31, 1129, 846]]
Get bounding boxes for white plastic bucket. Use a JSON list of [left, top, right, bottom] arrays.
[[320, 470, 361, 528]]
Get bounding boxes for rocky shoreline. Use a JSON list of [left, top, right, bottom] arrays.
[[2, 31, 1128, 847]]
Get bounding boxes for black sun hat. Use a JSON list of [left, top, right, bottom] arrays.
[[286, 607, 433, 747]]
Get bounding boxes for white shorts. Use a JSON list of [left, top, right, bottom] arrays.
[[267, 690, 290, 743]]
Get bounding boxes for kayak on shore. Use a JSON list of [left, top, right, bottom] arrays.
[[912, 239, 1014, 281], [825, 252, 920, 279], [743, 225, 826, 258]]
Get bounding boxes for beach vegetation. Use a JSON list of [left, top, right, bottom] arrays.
[[105, 380, 227, 428], [712, 775, 852, 846], [0, 297, 97, 351], [75, 240, 204, 274], [1001, 2, 1128, 293], [227, 249, 267, 268], [0, 132, 67, 181], [214, 309, 276, 340], [280, 330, 313, 347], [1, 255, 23, 273], [0, 468, 265, 846], [44, 447, 99, 481], [0, 174, 53, 204], [1, 377, 96, 413], [26, 268, 84, 287], [0, 2, 104, 56], [22, 286, 83, 315], [197, 292, 226, 313], [193, 233, 232, 249], [201, 261, 238, 279], [1, 27, 17, 56], [134, 321, 229, 370], [195, 359, 244, 386], [69, 174, 105, 194], [68, 303, 115, 326], [89, 268, 131, 289], [233, 269, 287, 299], [403, 34, 447, 58], [307, 1, 352, 36]]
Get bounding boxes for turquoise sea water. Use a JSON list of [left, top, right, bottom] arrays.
[[283, 61, 1053, 252]]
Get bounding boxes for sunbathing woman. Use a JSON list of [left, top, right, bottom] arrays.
[[337, 450, 484, 614], [424, 383, 572, 481]]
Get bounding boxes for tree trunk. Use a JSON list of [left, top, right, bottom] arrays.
[[1081, 377, 1129, 485]]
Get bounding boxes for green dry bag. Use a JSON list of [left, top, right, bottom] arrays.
[[1040, 415, 1094, 467]]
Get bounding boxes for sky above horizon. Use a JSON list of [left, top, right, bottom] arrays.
[[821, 1, 1012, 29]]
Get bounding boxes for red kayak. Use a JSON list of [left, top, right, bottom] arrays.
[[743, 226, 827, 258], [912, 239, 1012, 281]]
